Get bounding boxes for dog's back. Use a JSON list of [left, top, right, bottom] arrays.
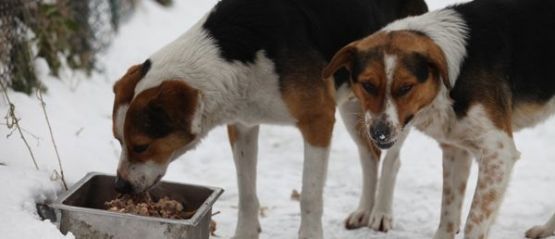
[[451, 0, 555, 120], [203, 0, 428, 86]]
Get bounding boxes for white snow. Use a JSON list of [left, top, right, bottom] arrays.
[[0, 0, 554, 238]]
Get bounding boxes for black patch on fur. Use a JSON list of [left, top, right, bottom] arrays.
[[131, 103, 173, 139], [448, 0, 555, 117], [334, 69, 351, 89], [404, 114, 414, 126], [402, 53, 430, 82], [398, 0, 429, 17], [140, 59, 152, 78], [351, 49, 384, 82], [203, 0, 429, 90]]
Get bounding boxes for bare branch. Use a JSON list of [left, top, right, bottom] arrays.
[[0, 80, 40, 170], [36, 90, 68, 190], [0, 122, 41, 143]]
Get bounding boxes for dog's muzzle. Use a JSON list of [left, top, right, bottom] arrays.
[[369, 121, 396, 149]]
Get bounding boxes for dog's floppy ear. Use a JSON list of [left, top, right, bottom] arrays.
[[322, 42, 358, 80], [426, 48, 451, 89], [154, 80, 201, 133], [113, 60, 152, 104]]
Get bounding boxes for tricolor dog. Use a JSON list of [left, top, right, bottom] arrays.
[[111, 0, 427, 238], [324, 0, 555, 238]]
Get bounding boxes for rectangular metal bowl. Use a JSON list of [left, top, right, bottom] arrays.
[[50, 172, 223, 239]]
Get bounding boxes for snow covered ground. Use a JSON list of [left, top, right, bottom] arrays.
[[1, 0, 554, 238]]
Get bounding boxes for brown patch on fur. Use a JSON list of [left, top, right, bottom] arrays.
[[112, 64, 144, 138], [283, 58, 336, 147], [447, 222, 455, 233], [465, 224, 474, 235], [351, 60, 388, 115], [443, 170, 450, 179], [459, 182, 467, 194], [388, 31, 450, 88], [512, 101, 551, 130], [227, 125, 238, 146], [123, 80, 199, 165], [478, 181, 487, 190], [483, 100, 513, 136], [458, 70, 514, 135], [480, 190, 498, 218], [470, 213, 483, 225]]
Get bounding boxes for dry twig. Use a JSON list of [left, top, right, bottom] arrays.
[[0, 80, 39, 170], [0, 122, 41, 144], [36, 90, 68, 190]]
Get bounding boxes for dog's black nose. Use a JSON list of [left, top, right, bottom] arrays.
[[370, 121, 391, 143], [114, 176, 133, 194]]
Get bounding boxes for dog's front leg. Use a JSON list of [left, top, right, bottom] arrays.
[[297, 116, 334, 239], [369, 128, 410, 232], [433, 144, 472, 239], [463, 133, 519, 239], [228, 124, 261, 239], [339, 101, 381, 230]]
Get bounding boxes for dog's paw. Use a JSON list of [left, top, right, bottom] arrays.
[[345, 208, 371, 230], [432, 229, 456, 239], [368, 211, 393, 232], [526, 225, 555, 239]]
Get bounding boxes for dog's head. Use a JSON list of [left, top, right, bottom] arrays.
[[112, 60, 203, 193], [323, 31, 449, 149]]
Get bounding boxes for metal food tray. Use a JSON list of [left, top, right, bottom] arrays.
[[49, 172, 223, 239]]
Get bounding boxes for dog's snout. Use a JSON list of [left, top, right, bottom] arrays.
[[369, 120, 396, 149], [370, 121, 391, 141], [114, 176, 134, 194]]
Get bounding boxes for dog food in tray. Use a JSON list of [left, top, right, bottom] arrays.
[[49, 172, 223, 239]]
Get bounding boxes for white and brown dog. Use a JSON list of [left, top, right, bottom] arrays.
[[324, 0, 555, 238], [111, 0, 428, 238]]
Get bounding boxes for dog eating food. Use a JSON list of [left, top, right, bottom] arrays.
[[105, 193, 195, 219]]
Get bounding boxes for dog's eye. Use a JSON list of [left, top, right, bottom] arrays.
[[361, 82, 377, 95], [132, 144, 149, 154], [397, 85, 414, 97]]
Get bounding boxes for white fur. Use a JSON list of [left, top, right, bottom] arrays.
[[384, 54, 400, 127], [383, 9, 469, 87], [135, 15, 294, 134], [300, 142, 330, 239], [230, 124, 261, 239], [129, 161, 168, 192], [368, 128, 409, 232], [415, 102, 521, 238], [433, 145, 472, 239], [118, 157, 168, 192], [413, 85, 456, 141], [339, 101, 380, 228], [334, 83, 355, 106], [114, 104, 129, 140]]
